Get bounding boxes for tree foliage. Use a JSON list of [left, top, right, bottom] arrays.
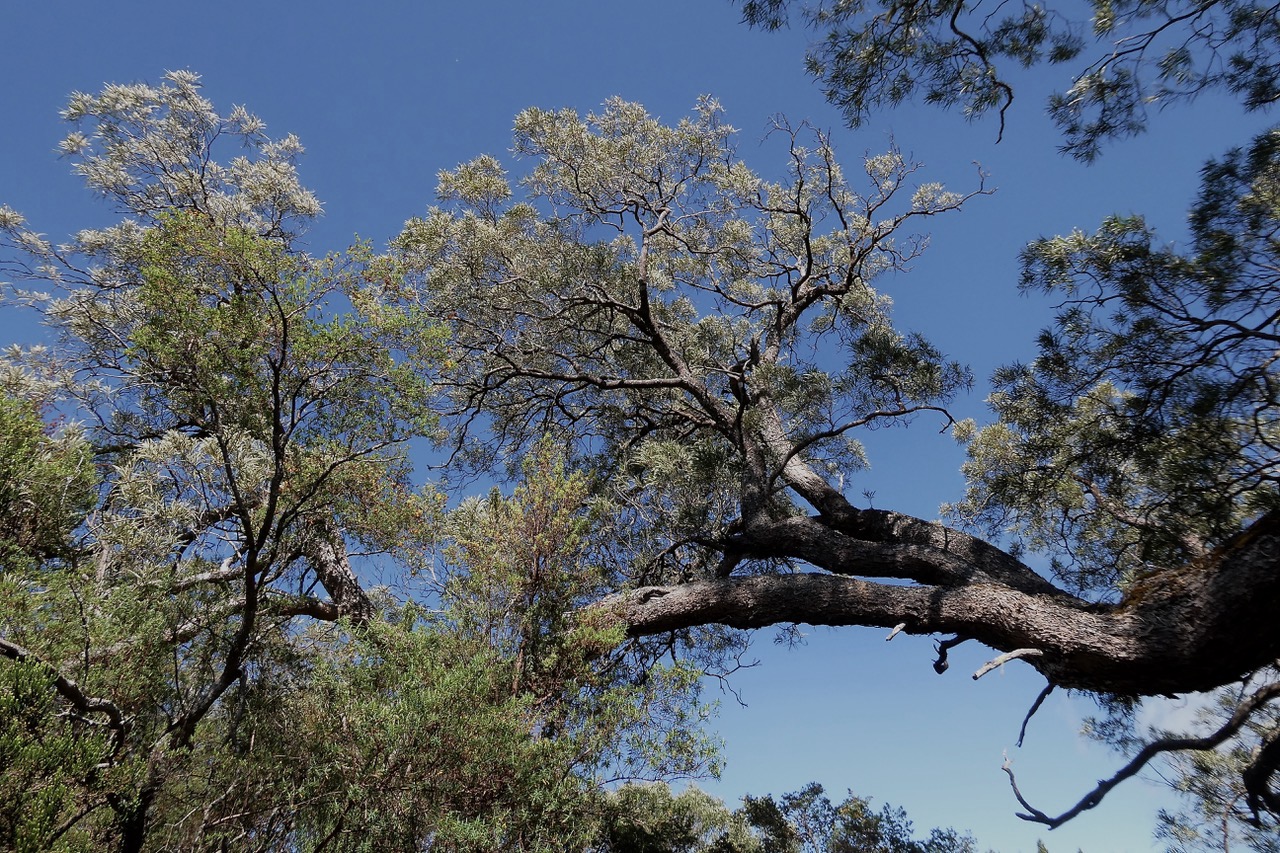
[[737, 0, 1280, 158], [950, 128, 1280, 595], [737, 782, 980, 852], [597, 781, 982, 852], [0, 74, 713, 850], [4, 65, 1280, 848], [389, 85, 1280, 836], [395, 96, 979, 578]]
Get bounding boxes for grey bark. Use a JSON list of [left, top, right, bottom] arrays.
[[302, 517, 375, 626], [609, 508, 1280, 696]]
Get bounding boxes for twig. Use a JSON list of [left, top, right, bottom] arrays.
[[886, 622, 907, 641], [933, 635, 967, 674], [1018, 684, 1055, 748], [974, 648, 1043, 680]]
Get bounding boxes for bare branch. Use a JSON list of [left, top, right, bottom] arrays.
[[1017, 684, 1055, 748], [934, 635, 967, 674], [974, 648, 1044, 680], [1007, 680, 1280, 828]]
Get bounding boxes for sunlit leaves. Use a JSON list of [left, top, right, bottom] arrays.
[[59, 70, 320, 236], [398, 99, 977, 567], [439, 444, 721, 784]]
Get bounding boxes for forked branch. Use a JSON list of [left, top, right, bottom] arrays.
[[1006, 679, 1280, 828]]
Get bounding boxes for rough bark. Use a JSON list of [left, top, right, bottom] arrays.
[[302, 517, 376, 626], [608, 508, 1280, 697]]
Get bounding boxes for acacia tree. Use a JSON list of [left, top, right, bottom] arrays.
[[0, 71, 443, 848], [0, 74, 715, 851], [736, 0, 1280, 159], [394, 98, 1280, 830]]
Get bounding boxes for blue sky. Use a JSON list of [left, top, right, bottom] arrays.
[[2, 3, 1275, 850]]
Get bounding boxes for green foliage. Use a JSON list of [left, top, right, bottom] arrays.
[[241, 621, 601, 852], [599, 783, 763, 852], [0, 661, 114, 853], [438, 445, 722, 788], [396, 96, 976, 581], [949, 129, 1280, 594], [597, 781, 984, 853], [739, 782, 979, 853], [126, 447, 720, 851], [0, 74, 454, 848], [738, 0, 1280, 158], [7, 56, 1276, 849], [0, 392, 95, 572]]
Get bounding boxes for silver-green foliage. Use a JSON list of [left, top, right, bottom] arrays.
[[395, 97, 976, 582]]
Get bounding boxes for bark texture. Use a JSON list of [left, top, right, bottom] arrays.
[[610, 508, 1280, 696], [303, 517, 376, 626]]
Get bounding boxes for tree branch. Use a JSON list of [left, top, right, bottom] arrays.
[[0, 637, 127, 737], [1006, 679, 1280, 828], [606, 509, 1280, 697], [300, 517, 374, 626]]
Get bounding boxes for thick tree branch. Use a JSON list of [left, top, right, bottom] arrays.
[[732, 510, 1065, 596], [607, 510, 1280, 697]]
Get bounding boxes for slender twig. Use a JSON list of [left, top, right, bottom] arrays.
[[1017, 684, 1055, 748], [974, 648, 1044, 680], [1006, 680, 1280, 828], [933, 635, 967, 674]]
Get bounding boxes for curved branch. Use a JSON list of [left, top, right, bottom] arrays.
[[974, 648, 1043, 679], [1018, 684, 1055, 748], [607, 573, 1129, 690], [0, 637, 128, 737], [606, 510, 1280, 697], [947, 0, 1013, 142], [734, 509, 1064, 596], [1007, 679, 1280, 828]]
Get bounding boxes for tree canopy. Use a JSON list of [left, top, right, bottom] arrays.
[[738, 0, 1280, 159], [1, 56, 1279, 850]]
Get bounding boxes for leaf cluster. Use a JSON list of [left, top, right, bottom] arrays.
[[949, 129, 1280, 594], [739, 0, 1280, 159]]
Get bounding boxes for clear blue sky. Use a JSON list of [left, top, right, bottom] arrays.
[[1, 3, 1273, 850]]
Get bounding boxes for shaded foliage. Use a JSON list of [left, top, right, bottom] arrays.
[[738, 0, 1280, 158], [950, 128, 1280, 595]]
